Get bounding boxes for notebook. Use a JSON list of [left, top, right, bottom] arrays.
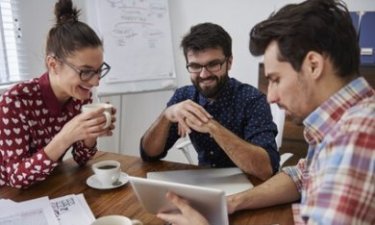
[[129, 176, 229, 225], [147, 167, 253, 196]]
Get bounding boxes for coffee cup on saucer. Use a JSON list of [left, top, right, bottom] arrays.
[[92, 160, 121, 186], [91, 215, 142, 225]]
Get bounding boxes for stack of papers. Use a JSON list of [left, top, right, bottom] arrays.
[[0, 194, 95, 225]]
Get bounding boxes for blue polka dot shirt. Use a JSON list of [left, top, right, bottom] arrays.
[[141, 78, 280, 173]]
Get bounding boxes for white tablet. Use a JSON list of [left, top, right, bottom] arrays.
[[147, 167, 253, 196], [129, 176, 229, 225]]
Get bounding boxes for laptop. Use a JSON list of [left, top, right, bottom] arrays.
[[147, 167, 253, 196], [129, 176, 229, 225]]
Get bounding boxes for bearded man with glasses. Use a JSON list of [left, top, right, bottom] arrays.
[[140, 22, 279, 180]]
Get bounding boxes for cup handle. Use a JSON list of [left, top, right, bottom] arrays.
[[103, 111, 111, 129], [131, 219, 143, 225]]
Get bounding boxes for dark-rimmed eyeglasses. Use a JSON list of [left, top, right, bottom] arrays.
[[58, 58, 111, 81], [186, 58, 227, 73]]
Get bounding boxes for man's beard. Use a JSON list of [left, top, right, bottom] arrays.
[[192, 74, 229, 99]]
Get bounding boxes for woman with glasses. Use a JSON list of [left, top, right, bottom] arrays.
[[0, 0, 115, 188], [140, 23, 279, 181]]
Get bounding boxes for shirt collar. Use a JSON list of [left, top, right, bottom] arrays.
[[303, 77, 374, 144], [39, 72, 77, 116], [198, 78, 234, 106]]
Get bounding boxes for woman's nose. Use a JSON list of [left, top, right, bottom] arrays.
[[89, 74, 100, 87]]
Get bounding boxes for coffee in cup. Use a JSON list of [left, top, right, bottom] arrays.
[[81, 103, 113, 129], [91, 215, 142, 225], [92, 160, 121, 186]]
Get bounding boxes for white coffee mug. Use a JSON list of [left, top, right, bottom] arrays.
[[91, 215, 143, 225], [92, 160, 121, 186], [82, 103, 113, 129]]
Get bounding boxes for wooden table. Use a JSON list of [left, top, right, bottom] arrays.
[[0, 152, 293, 225]]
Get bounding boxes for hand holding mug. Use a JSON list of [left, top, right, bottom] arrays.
[[81, 103, 114, 129], [55, 103, 115, 147]]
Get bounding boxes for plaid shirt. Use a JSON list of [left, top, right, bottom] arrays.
[[284, 77, 375, 225]]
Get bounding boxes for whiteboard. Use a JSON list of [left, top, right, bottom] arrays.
[[87, 0, 176, 95]]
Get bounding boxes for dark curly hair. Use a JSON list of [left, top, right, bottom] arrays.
[[181, 22, 232, 61], [250, 0, 359, 78]]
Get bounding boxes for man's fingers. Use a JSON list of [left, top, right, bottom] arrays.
[[166, 192, 190, 212], [157, 213, 181, 225], [183, 102, 212, 123], [177, 118, 191, 135]]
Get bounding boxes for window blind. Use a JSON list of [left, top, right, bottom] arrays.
[[0, 0, 26, 85]]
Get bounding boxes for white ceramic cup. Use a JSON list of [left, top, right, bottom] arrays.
[[92, 160, 121, 186], [81, 103, 113, 129], [91, 215, 143, 225]]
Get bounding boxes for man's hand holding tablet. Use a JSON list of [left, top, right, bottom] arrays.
[[128, 176, 229, 225]]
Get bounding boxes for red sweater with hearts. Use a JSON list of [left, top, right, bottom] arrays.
[[0, 73, 97, 188]]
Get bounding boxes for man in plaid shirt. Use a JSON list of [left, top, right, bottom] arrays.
[[226, 0, 375, 224], [156, 0, 374, 225]]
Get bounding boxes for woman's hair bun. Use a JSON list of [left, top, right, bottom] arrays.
[[54, 0, 80, 25]]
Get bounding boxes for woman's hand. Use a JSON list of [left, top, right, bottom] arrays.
[[45, 107, 117, 160], [60, 107, 116, 145], [83, 106, 117, 147]]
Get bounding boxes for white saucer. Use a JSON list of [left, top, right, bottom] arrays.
[[86, 172, 129, 190]]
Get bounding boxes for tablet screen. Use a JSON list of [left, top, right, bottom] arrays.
[[129, 176, 229, 225]]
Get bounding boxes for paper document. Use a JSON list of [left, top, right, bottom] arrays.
[[50, 194, 95, 225], [0, 194, 94, 225], [0, 196, 58, 225]]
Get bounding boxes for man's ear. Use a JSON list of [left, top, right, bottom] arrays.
[[303, 51, 324, 80], [227, 56, 233, 70]]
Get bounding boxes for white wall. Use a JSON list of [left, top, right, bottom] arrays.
[[169, 0, 375, 88], [18, 0, 375, 84], [18, 0, 375, 162]]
